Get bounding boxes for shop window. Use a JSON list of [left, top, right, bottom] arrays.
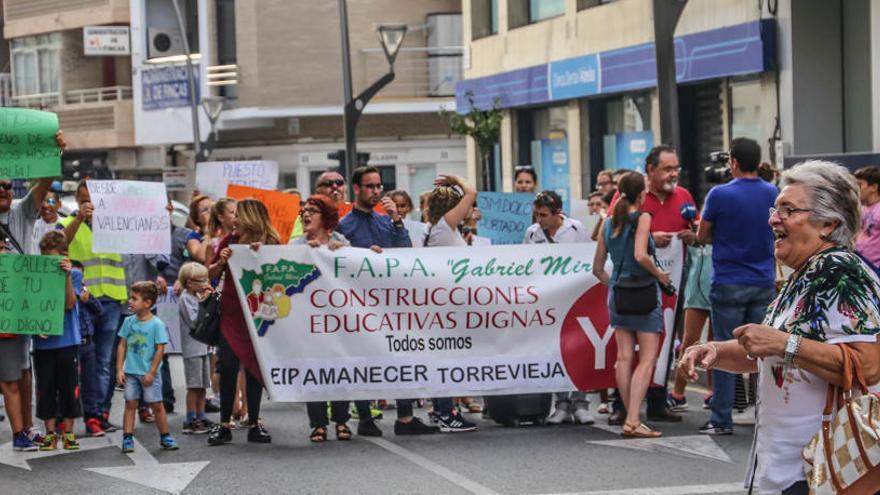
[[471, 0, 498, 39], [10, 33, 61, 97], [577, 0, 614, 10], [588, 93, 652, 174], [729, 79, 763, 146]]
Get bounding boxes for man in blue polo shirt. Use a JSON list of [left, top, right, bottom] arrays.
[[696, 137, 778, 435], [336, 165, 438, 437]]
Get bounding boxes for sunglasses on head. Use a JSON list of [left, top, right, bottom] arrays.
[[318, 179, 345, 188]]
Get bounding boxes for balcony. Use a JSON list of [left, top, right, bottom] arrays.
[[3, 0, 129, 38], [7, 85, 134, 150], [357, 46, 463, 99]]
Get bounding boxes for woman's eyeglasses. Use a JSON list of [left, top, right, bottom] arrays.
[[769, 206, 812, 220], [300, 207, 321, 217]]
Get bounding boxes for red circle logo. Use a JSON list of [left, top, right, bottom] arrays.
[[559, 284, 617, 390]]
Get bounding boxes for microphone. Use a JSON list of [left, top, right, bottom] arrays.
[[680, 202, 697, 230]]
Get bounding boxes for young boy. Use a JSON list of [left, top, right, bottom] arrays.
[[177, 262, 215, 434], [32, 231, 82, 451], [116, 281, 178, 452]]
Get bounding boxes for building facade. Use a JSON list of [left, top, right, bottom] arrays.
[[456, 0, 880, 203]]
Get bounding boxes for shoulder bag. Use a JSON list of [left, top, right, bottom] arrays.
[[611, 213, 658, 316], [803, 344, 880, 494], [190, 291, 221, 346]]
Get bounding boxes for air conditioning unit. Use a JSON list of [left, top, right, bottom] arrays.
[[147, 27, 185, 59]]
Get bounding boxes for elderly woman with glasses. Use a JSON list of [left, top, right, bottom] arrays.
[[679, 161, 880, 495]]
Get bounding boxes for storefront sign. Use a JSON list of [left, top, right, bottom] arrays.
[[227, 241, 683, 401], [83, 26, 131, 56], [141, 65, 200, 110], [87, 180, 171, 255], [549, 54, 600, 101], [477, 192, 534, 245]]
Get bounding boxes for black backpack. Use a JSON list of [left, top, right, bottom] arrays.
[[190, 292, 221, 346]]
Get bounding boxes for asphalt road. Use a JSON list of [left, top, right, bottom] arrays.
[[0, 356, 751, 495]]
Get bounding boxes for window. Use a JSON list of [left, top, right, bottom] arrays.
[[577, 0, 614, 10], [10, 33, 61, 96], [729, 79, 763, 146], [471, 0, 498, 39], [530, 0, 566, 21]]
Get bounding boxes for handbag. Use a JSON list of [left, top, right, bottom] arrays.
[[190, 291, 221, 346], [611, 213, 658, 316], [803, 345, 880, 494]]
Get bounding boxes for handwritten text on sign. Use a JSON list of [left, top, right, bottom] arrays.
[[196, 161, 279, 199], [0, 255, 65, 336], [0, 108, 60, 179], [478, 192, 534, 245], [227, 184, 300, 240], [88, 180, 171, 254]]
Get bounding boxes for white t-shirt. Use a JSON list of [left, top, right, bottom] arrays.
[[523, 216, 589, 244], [424, 218, 467, 248], [749, 249, 880, 494], [0, 190, 38, 254]]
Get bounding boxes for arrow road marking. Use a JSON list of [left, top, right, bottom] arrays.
[[85, 431, 209, 495], [585, 434, 733, 463], [0, 434, 115, 471]]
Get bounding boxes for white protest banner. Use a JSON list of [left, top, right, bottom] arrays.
[[88, 180, 170, 254], [227, 240, 683, 402], [195, 161, 278, 199]]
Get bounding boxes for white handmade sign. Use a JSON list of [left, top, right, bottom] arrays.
[[227, 240, 683, 402], [195, 160, 278, 199], [87, 180, 170, 254]]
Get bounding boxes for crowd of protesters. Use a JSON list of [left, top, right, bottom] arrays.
[[2, 136, 880, 494]]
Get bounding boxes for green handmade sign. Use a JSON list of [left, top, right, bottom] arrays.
[[0, 108, 60, 179], [0, 255, 65, 335]]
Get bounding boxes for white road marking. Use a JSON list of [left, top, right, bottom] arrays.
[[364, 437, 501, 495], [539, 482, 745, 495]]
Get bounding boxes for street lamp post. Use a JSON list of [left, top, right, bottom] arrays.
[[170, 0, 202, 163], [337, 0, 407, 183]]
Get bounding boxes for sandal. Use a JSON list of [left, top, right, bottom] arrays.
[[335, 423, 352, 441], [310, 426, 327, 443], [622, 422, 662, 438]]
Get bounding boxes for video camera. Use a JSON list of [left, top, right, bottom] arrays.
[[704, 151, 732, 183]]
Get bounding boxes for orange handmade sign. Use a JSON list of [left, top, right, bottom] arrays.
[[226, 184, 300, 239]]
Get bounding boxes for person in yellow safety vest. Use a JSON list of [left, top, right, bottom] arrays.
[[288, 170, 347, 243], [58, 179, 127, 434]]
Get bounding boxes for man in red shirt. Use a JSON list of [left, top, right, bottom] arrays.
[[607, 145, 697, 425]]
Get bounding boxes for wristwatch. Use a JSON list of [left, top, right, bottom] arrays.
[[783, 333, 802, 367]]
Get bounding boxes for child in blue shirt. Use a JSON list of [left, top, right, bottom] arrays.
[[115, 281, 178, 452], [33, 231, 81, 451]]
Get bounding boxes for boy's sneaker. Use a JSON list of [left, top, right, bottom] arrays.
[[183, 421, 209, 435], [207, 424, 232, 446], [394, 417, 439, 435], [198, 418, 216, 429], [666, 393, 689, 412], [85, 418, 105, 437], [436, 413, 477, 433], [698, 421, 733, 436], [160, 434, 179, 450], [121, 435, 135, 453], [26, 427, 44, 445], [63, 433, 80, 451], [13, 432, 38, 452], [39, 433, 58, 451]]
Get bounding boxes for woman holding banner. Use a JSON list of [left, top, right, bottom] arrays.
[[592, 172, 671, 439], [206, 199, 279, 446]]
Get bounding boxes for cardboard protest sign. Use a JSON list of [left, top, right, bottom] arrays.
[[477, 192, 534, 245], [0, 108, 60, 179], [196, 161, 278, 199], [227, 184, 300, 240], [88, 180, 171, 254], [0, 255, 65, 335]]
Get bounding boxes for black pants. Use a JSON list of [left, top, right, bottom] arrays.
[[307, 401, 350, 428], [34, 346, 82, 420], [613, 386, 668, 415], [217, 332, 262, 425]]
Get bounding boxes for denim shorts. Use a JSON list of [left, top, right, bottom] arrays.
[[124, 373, 163, 403], [607, 282, 663, 333]]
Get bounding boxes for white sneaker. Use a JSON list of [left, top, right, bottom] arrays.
[[572, 402, 595, 425], [732, 406, 756, 425], [546, 402, 573, 425]]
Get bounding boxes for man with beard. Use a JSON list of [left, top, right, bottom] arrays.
[[607, 145, 697, 426], [289, 169, 348, 241], [335, 166, 438, 437]]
